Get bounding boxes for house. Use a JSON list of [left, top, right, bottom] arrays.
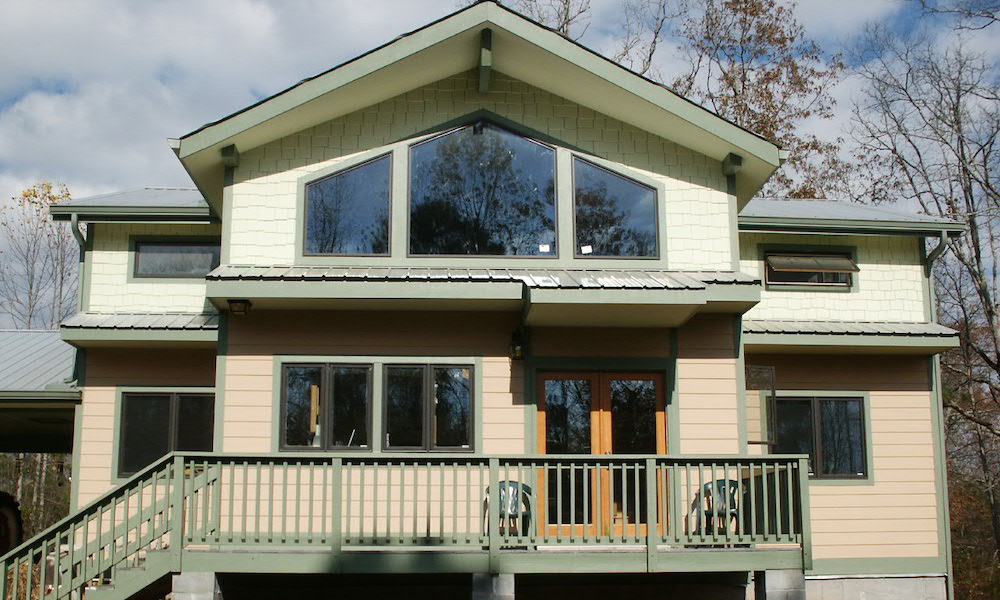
[[0, 2, 963, 599]]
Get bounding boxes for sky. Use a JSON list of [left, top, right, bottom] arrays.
[[0, 0, 983, 207]]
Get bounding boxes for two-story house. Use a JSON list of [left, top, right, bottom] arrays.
[[1, 3, 963, 600]]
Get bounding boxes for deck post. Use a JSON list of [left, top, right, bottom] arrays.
[[472, 573, 514, 600], [170, 455, 185, 570], [644, 458, 658, 572], [331, 457, 343, 555], [487, 458, 500, 572], [172, 571, 222, 600]]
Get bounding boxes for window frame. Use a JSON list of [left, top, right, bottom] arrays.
[[758, 245, 859, 292], [772, 394, 870, 481], [129, 236, 222, 280], [116, 388, 216, 479], [301, 152, 394, 258], [382, 363, 475, 453], [279, 363, 374, 452], [405, 120, 560, 259], [571, 155, 660, 260]]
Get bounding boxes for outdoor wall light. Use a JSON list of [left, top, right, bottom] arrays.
[[510, 328, 526, 361], [227, 299, 253, 316]]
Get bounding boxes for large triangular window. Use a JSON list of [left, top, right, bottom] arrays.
[[409, 121, 557, 256]]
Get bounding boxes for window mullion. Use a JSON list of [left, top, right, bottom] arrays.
[[425, 365, 433, 451]]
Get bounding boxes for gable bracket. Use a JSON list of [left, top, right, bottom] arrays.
[[479, 28, 493, 93], [221, 144, 240, 168]]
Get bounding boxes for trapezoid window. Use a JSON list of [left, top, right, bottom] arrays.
[[573, 158, 657, 258], [304, 154, 391, 256], [409, 121, 556, 256]]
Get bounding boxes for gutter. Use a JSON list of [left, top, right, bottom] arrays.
[[69, 214, 86, 256]]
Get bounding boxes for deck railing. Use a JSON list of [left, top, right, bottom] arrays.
[[1, 453, 809, 600]]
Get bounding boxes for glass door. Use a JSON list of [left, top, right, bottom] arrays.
[[537, 372, 666, 537]]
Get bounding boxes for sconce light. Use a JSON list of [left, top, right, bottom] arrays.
[[227, 299, 253, 316], [510, 328, 526, 361]]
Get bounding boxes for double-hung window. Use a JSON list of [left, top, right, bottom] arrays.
[[774, 396, 867, 479], [119, 392, 214, 477]]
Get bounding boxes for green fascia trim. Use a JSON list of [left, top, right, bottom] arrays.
[[177, 2, 779, 163], [207, 280, 524, 302], [808, 556, 948, 577], [0, 390, 81, 401], [739, 218, 964, 238], [743, 333, 959, 351], [51, 206, 216, 223], [61, 328, 219, 345], [528, 288, 706, 306]]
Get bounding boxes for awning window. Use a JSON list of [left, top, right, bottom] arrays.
[[766, 254, 859, 273]]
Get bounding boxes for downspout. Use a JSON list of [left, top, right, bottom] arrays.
[[70, 213, 86, 258], [925, 229, 949, 283]]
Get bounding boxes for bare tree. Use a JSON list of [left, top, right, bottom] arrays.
[[918, 0, 999, 29], [0, 182, 78, 329], [612, 0, 681, 78], [506, 0, 593, 38], [850, 24, 1000, 574]]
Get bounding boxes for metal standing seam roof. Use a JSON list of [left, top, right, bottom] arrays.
[[61, 313, 220, 331], [206, 266, 759, 290], [740, 198, 963, 229], [51, 188, 207, 210], [743, 319, 958, 338], [0, 330, 76, 392]]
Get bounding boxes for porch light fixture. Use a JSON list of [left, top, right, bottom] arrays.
[[510, 328, 526, 361], [227, 299, 253, 316]]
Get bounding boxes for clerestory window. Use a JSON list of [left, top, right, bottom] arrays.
[[573, 158, 658, 258], [304, 154, 391, 256], [408, 121, 557, 256]]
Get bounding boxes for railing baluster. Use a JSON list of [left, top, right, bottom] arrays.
[[331, 457, 343, 555]]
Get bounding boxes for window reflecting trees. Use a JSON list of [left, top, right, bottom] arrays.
[[409, 122, 556, 256], [305, 155, 390, 255], [573, 158, 657, 257]]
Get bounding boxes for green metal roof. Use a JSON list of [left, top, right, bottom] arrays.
[[739, 198, 964, 237], [0, 330, 76, 393], [50, 188, 214, 223]]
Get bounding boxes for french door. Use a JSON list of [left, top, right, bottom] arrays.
[[537, 372, 666, 537]]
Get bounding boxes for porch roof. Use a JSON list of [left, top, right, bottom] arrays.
[[743, 319, 959, 354], [60, 312, 220, 347], [49, 187, 215, 223]]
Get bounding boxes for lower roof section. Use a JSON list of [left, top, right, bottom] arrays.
[[206, 265, 761, 327], [61, 312, 220, 347], [743, 319, 959, 354]]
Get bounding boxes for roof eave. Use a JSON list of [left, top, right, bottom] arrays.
[[738, 216, 966, 238], [50, 205, 218, 224]]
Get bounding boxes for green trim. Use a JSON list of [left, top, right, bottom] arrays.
[[735, 316, 748, 453], [207, 279, 524, 302], [772, 390, 875, 485], [668, 329, 680, 454], [70, 398, 84, 510], [0, 390, 81, 401], [743, 332, 959, 352], [221, 167, 235, 265], [270, 355, 484, 454], [739, 217, 964, 238], [110, 385, 217, 484], [51, 206, 216, 223], [213, 313, 229, 453], [930, 356, 955, 597], [61, 328, 218, 345], [808, 556, 948, 576], [80, 224, 95, 312], [126, 235, 222, 284]]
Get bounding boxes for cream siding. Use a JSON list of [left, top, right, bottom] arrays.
[[228, 70, 734, 270], [739, 233, 927, 322], [746, 354, 940, 561], [677, 315, 740, 454], [75, 348, 216, 508], [87, 222, 221, 313]]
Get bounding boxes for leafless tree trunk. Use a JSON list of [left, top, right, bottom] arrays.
[[507, 0, 592, 38]]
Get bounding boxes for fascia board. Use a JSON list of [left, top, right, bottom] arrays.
[[60, 328, 219, 345], [0, 391, 81, 402], [744, 332, 960, 354], [205, 279, 525, 302], [50, 206, 216, 223], [739, 217, 966, 237]]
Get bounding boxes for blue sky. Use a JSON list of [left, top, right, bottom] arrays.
[[0, 0, 982, 207]]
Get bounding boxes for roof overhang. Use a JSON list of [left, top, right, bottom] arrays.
[[50, 205, 216, 224], [206, 266, 760, 328], [738, 217, 966, 238], [61, 313, 220, 348], [175, 2, 780, 210], [0, 394, 79, 453], [743, 320, 960, 355]]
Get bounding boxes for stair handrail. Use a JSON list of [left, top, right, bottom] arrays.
[[0, 451, 179, 564]]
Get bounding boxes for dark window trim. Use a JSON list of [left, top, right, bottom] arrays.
[[764, 251, 857, 288], [405, 119, 559, 259], [279, 363, 374, 452], [571, 155, 660, 260], [118, 391, 216, 478], [302, 152, 393, 258], [776, 396, 868, 480], [382, 363, 476, 453], [131, 236, 222, 279]]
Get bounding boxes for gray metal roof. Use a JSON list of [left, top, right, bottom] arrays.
[[743, 319, 958, 338], [54, 188, 207, 209], [61, 312, 220, 330], [740, 198, 963, 234], [207, 265, 758, 290], [0, 330, 76, 392]]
